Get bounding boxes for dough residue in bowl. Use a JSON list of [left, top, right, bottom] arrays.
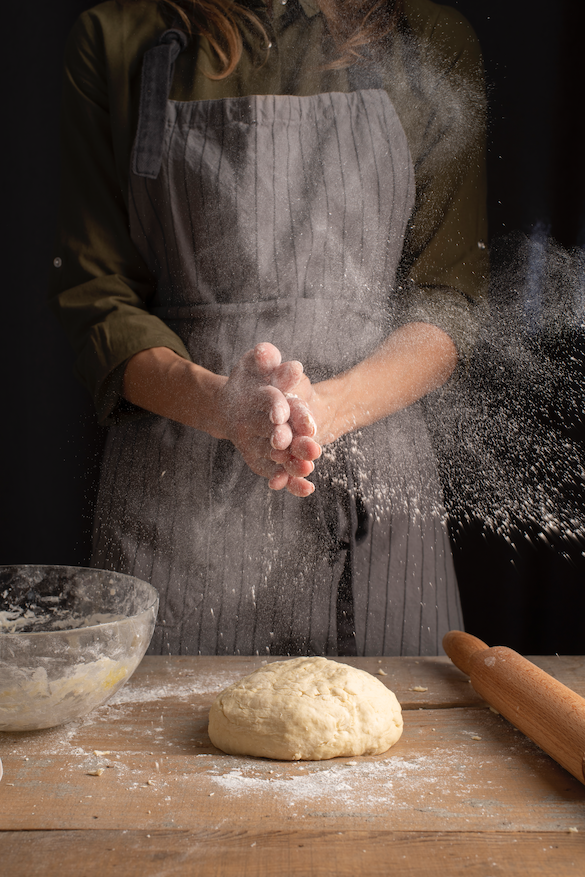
[[0, 655, 133, 731], [0, 604, 128, 634]]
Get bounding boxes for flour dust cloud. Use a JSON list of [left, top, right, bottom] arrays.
[[426, 231, 585, 544]]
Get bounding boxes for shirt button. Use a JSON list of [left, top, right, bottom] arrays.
[[53, 257, 62, 268]]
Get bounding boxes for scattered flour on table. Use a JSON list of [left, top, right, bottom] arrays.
[[107, 671, 245, 704], [204, 751, 484, 811]]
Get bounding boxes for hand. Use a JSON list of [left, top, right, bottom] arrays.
[[217, 343, 320, 497], [270, 323, 459, 455], [123, 324, 457, 498]]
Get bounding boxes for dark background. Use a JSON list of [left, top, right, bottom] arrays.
[[2, 1, 585, 653]]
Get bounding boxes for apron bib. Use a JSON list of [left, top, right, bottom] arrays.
[[92, 27, 463, 656]]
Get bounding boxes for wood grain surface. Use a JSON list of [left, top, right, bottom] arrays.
[[2, 830, 585, 877], [1, 655, 585, 875]]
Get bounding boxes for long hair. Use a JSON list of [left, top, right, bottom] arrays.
[[121, 0, 403, 79]]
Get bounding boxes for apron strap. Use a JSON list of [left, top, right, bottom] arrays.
[[132, 27, 382, 179], [132, 28, 189, 179]]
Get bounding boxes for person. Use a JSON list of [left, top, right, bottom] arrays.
[[49, 0, 488, 657]]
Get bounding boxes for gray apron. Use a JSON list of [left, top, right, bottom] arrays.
[[92, 28, 463, 656]]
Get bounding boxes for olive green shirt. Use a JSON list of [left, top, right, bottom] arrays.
[[49, 0, 488, 424]]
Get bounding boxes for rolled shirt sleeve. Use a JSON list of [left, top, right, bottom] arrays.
[[385, 1, 489, 359], [48, 7, 192, 425]]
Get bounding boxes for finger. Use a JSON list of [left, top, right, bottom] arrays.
[[286, 476, 315, 497], [247, 455, 283, 480], [268, 469, 290, 491], [240, 436, 279, 470], [270, 422, 293, 450], [242, 385, 289, 428], [231, 346, 267, 383], [270, 360, 304, 393], [270, 441, 320, 466], [269, 447, 290, 465], [253, 342, 282, 377], [259, 385, 290, 426], [289, 435, 322, 461], [283, 457, 314, 477], [287, 395, 317, 437], [269, 447, 314, 477]]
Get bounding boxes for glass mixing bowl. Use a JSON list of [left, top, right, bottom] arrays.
[[0, 564, 158, 731]]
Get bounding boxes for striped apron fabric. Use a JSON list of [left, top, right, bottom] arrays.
[[91, 29, 463, 656]]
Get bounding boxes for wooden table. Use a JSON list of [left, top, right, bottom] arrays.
[[1, 655, 585, 875]]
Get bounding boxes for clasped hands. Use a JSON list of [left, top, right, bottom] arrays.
[[218, 343, 323, 497], [124, 325, 457, 497]]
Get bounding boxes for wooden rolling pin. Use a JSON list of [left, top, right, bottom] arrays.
[[443, 630, 585, 785]]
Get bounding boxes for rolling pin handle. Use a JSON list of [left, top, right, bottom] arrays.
[[443, 630, 490, 676]]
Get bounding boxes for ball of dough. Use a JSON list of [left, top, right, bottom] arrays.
[[207, 656, 403, 760]]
